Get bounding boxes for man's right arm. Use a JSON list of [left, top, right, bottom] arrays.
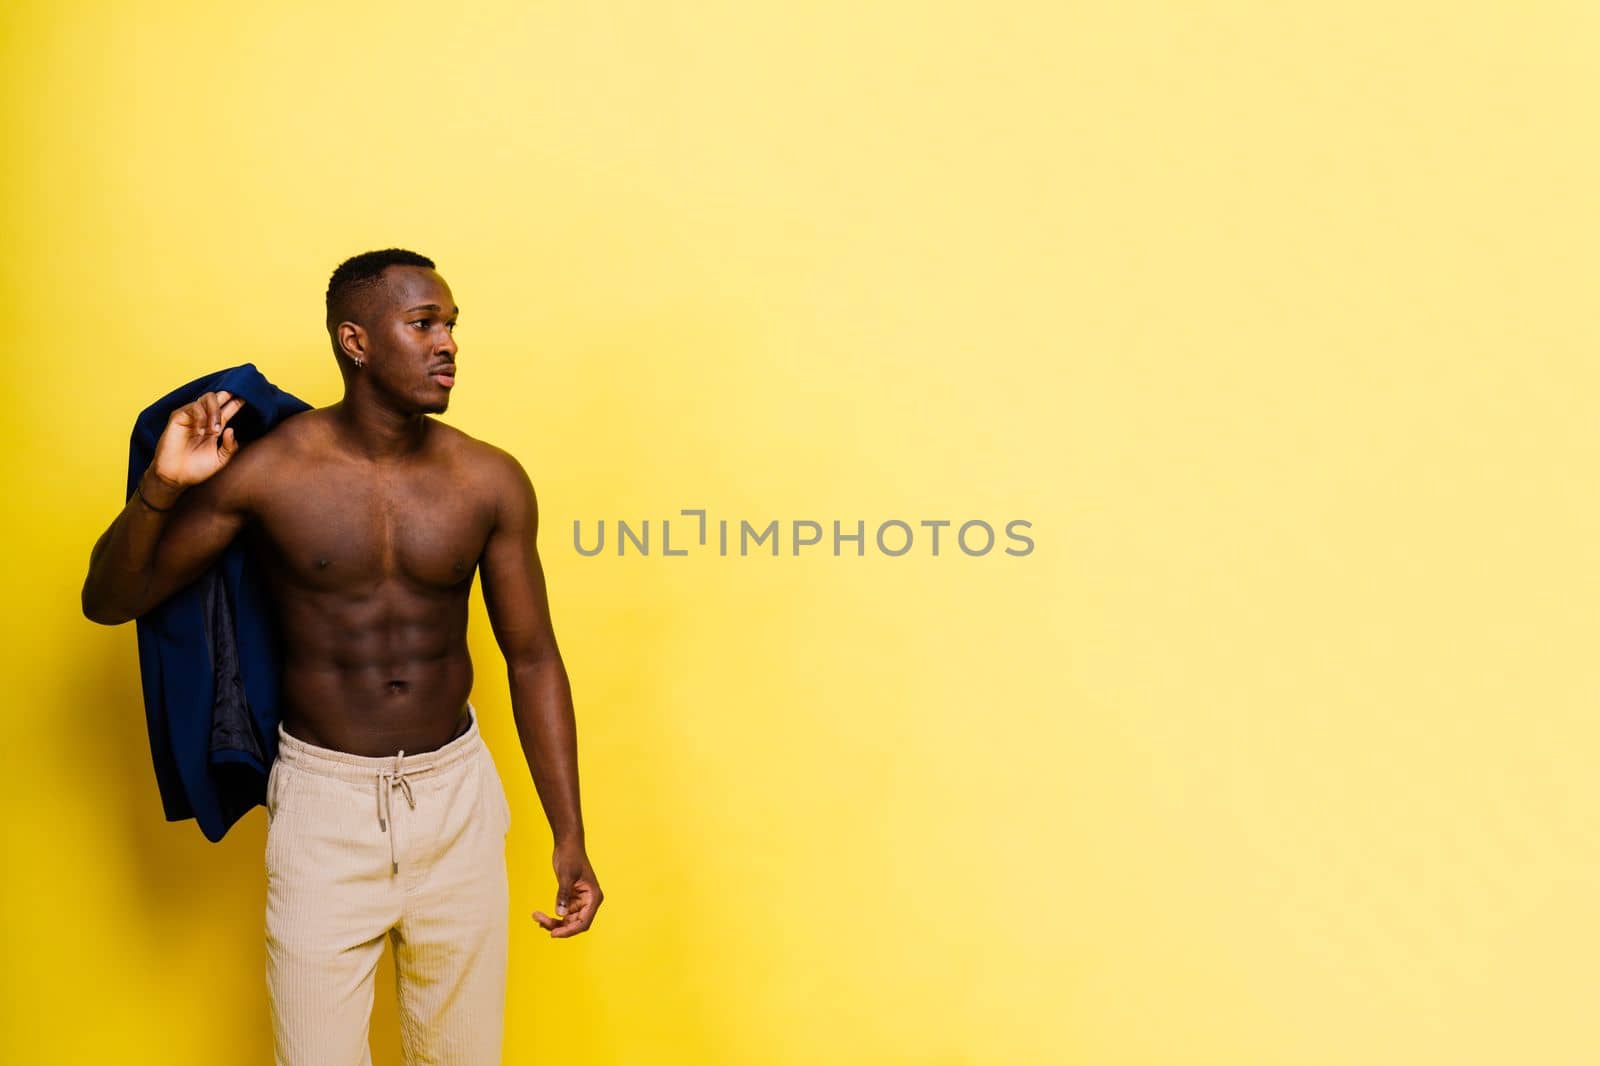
[[81, 390, 251, 626]]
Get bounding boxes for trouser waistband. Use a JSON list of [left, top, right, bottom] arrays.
[[274, 701, 483, 782], [273, 701, 483, 875]]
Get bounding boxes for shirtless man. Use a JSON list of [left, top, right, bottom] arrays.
[[81, 248, 601, 1064]]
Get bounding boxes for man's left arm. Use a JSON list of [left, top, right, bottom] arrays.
[[479, 449, 602, 938]]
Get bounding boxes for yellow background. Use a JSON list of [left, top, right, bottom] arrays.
[[3, 2, 1597, 1063]]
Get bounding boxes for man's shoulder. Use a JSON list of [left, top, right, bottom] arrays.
[[201, 407, 321, 508], [432, 423, 537, 523], [432, 420, 527, 480], [236, 407, 323, 467]]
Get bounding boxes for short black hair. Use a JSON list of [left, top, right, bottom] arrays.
[[325, 248, 436, 354]]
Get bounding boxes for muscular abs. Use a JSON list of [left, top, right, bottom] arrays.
[[246, 415, 494, 756]]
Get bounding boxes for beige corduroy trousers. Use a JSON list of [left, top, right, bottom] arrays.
[[264, 702, 510, 1066]]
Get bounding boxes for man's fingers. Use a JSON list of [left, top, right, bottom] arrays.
[[532, 894, 582, 932], [547, 881, 600, 937], [169, 392, 236, 432], [195, 391, 236, 436], [172, 401, 202, 429], [550, 900, 595, 937], [534, 868, 601, 937]]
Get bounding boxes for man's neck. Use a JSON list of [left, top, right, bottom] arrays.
[[329, 398, 429, 463]]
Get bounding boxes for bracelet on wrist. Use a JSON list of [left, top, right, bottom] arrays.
[[136, 482, 177, 513]]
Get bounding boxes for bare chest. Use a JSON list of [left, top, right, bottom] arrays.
[[251, 462, 492, 592]]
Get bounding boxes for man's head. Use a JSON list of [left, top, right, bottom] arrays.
[[325, 248, 459, 413]]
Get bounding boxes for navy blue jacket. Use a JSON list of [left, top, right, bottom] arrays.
[[127, 363, 312, 842]]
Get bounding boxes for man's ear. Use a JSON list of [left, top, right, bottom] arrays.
[[337, 321, 368, 361]]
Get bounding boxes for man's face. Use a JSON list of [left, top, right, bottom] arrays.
[[362, 265, 460, 414]]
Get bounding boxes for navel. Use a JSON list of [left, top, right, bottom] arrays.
[[315, 557, 330, 569]]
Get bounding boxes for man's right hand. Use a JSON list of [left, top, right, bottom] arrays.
[[148, 390, 247, 497]]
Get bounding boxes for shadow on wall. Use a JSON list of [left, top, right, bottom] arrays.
[[69, 629, 276, 1059], [69, 625, 412, 1064]]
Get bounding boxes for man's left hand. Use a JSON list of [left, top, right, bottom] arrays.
[[533, 840, 602, 938]]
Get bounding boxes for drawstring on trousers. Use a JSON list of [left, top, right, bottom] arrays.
[[376, 750, 417, 875]]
